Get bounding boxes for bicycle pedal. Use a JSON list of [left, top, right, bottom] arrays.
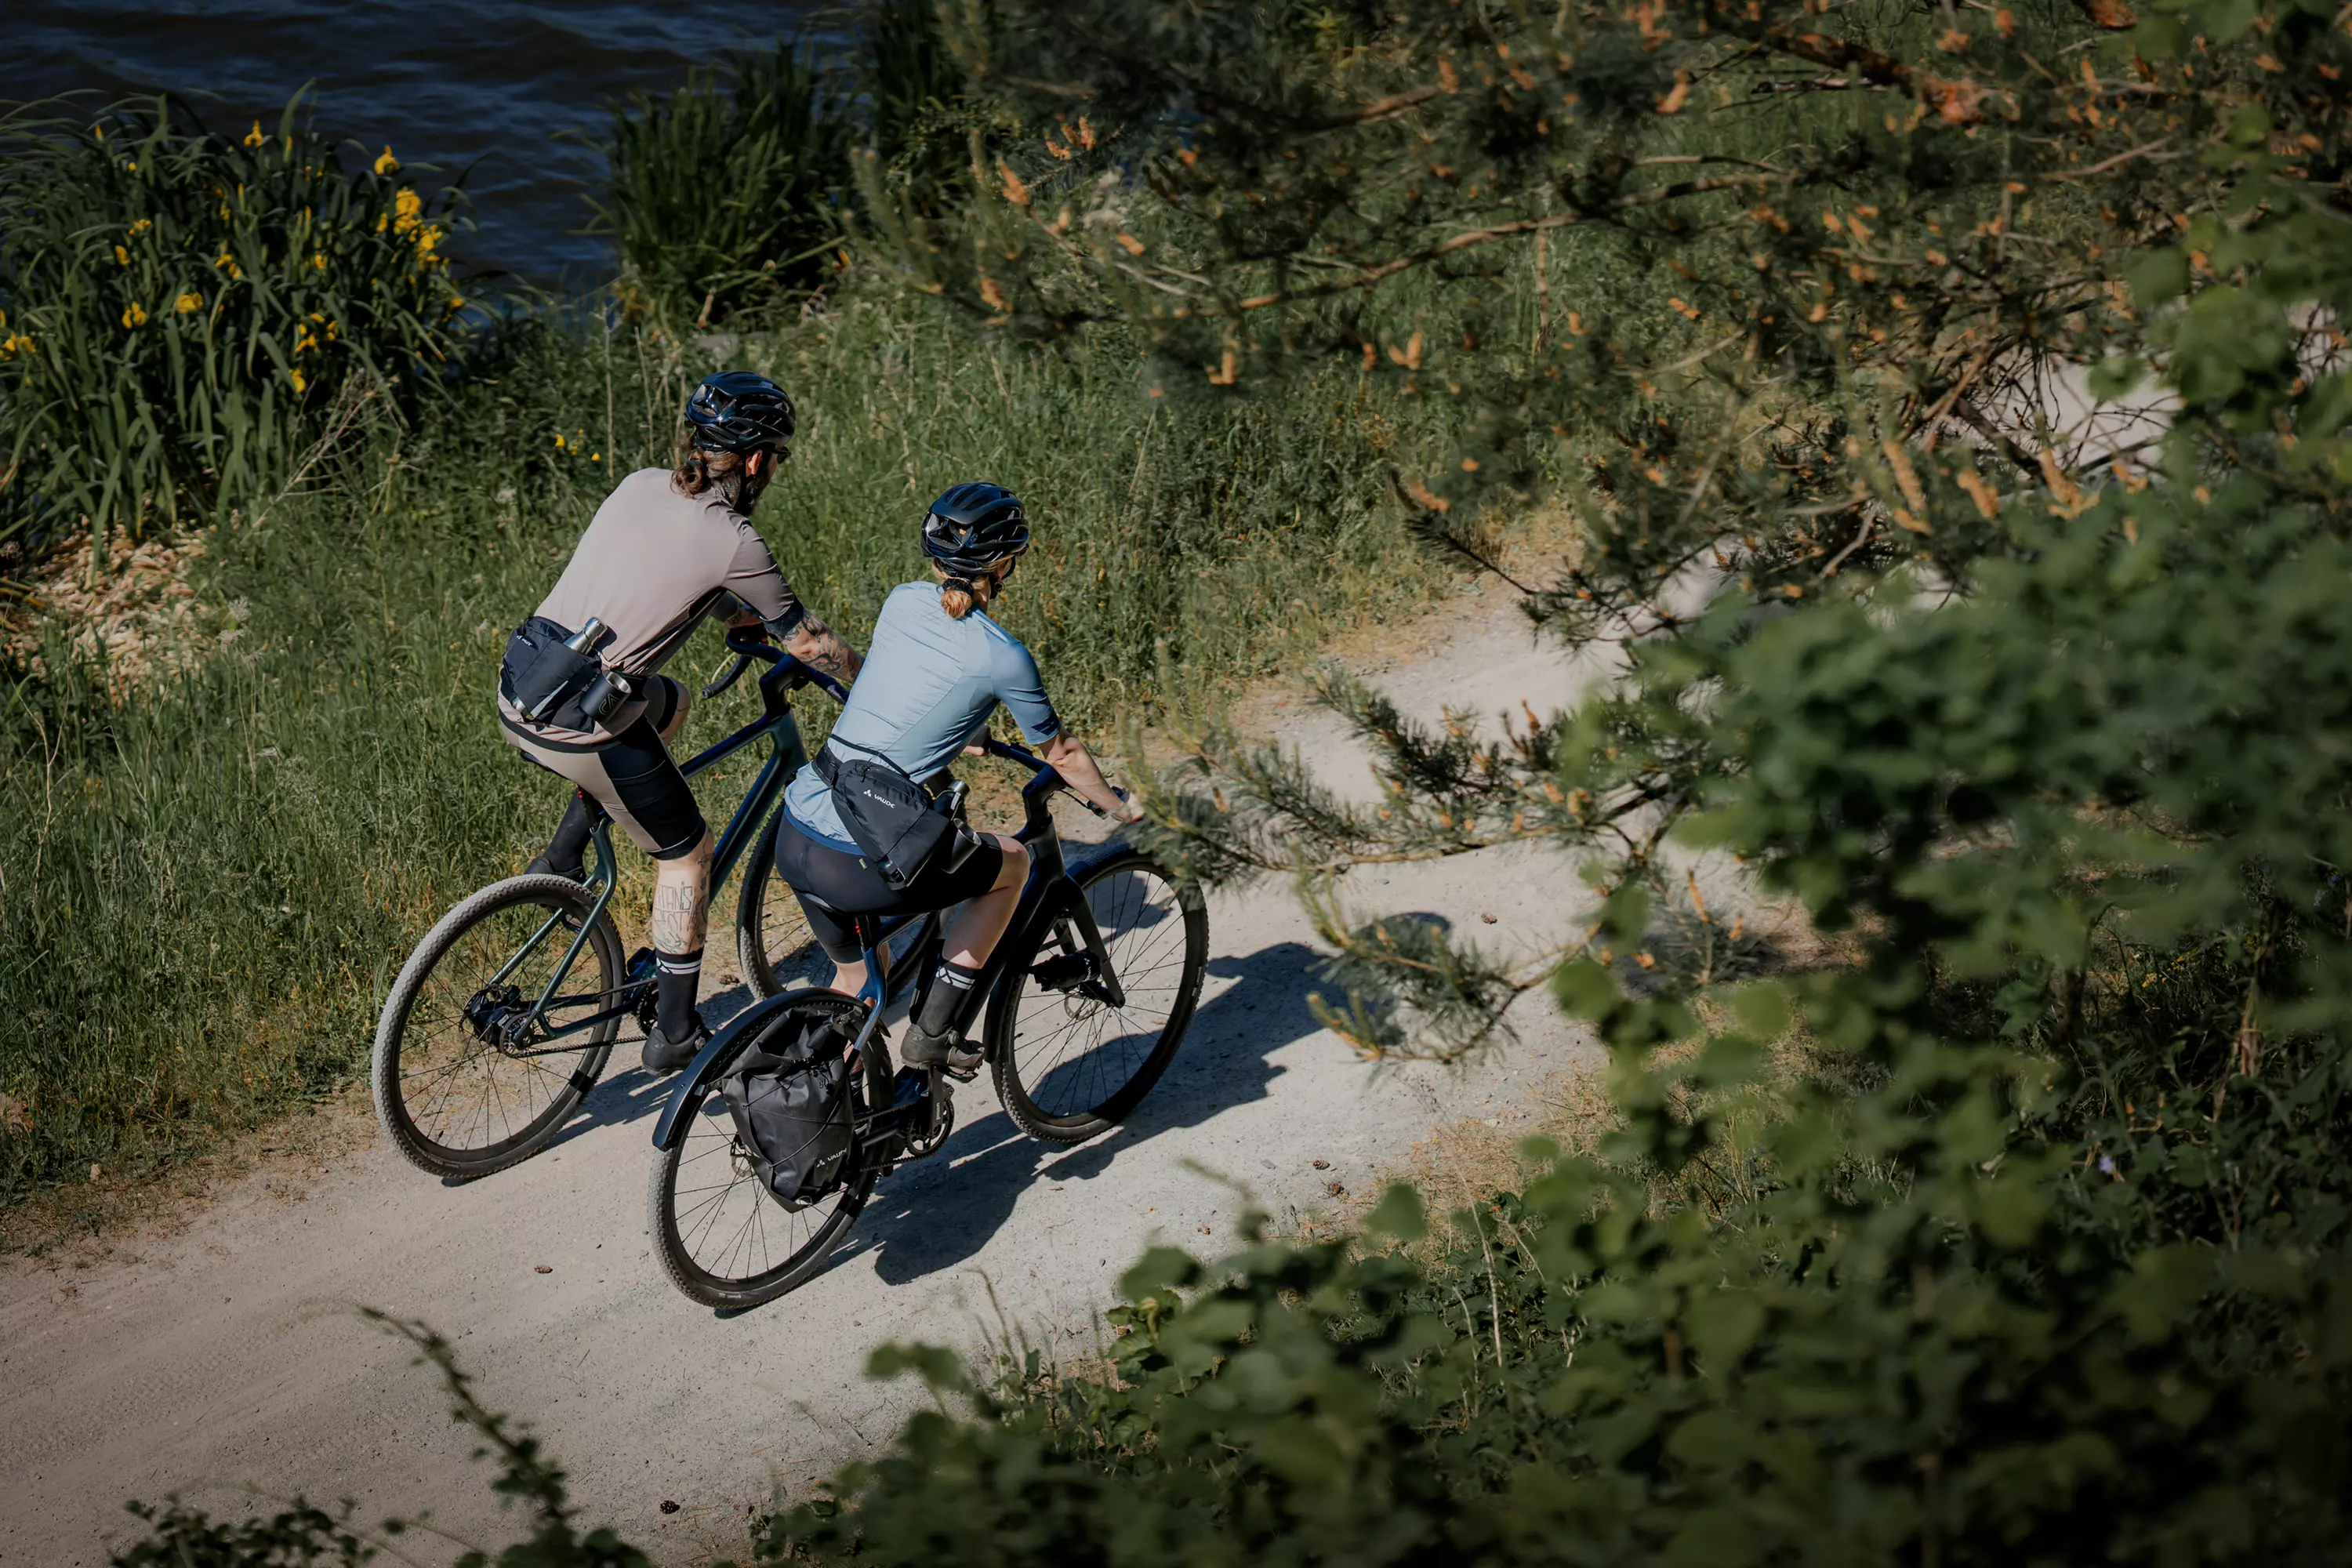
[[938, 1059, 980, 1083]]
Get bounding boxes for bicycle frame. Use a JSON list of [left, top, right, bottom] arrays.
[[650, 742, 1129, 1155], [506, 636, 826, 1044]]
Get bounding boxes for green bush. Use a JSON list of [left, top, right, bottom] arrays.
[[0, 93, 470, 561], [595, 2, 977, 328], [597, 39, 855, 328]]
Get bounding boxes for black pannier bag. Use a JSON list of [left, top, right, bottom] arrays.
[[812, 736, 980, 890], [719, 1009, 856, 1207]]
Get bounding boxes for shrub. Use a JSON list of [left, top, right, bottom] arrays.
[[596, 38, 855, 328], [0, 93, 470, 563]]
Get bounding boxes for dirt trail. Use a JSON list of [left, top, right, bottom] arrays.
[[0, 584, 1603, 1565]]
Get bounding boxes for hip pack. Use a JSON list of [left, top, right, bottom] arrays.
[[814, 736, 980, 890], [499, 616, 633, 731]]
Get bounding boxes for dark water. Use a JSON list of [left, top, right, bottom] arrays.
[[6, 0, 828, 285]]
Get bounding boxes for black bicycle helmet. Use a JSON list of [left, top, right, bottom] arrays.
[[684, 371, 796, 456], [920, 482, 1030, 574]]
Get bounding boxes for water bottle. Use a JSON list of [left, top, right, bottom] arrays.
[[565, 616, 608, 655]]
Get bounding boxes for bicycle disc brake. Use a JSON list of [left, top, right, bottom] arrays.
[[462, 984, 533, 1051], [1031, 948, 1118, 1009]]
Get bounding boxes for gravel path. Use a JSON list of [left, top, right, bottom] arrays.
[[0, 586, 1601, 1565]]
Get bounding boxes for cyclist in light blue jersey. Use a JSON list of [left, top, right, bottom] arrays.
[[774, 483, 1141, 1075]]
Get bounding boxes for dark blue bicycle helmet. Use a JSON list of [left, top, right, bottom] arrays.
[[684, 371, 796, 456], [921, 482, 1030, 574]]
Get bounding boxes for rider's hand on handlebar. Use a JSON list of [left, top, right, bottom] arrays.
[[725, 609, 771, 641]]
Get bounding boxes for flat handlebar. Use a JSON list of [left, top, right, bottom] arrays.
[[709, 633, 1109, 818]]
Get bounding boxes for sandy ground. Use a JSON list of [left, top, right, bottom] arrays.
[[0, 583, 1607, 1565]]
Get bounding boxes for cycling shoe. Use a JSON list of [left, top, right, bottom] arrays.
[[898, 1024, 982, 1080], [524, 853, 585, 882], [641, 1017, 710, 1075]]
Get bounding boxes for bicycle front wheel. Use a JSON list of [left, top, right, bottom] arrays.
[[648, 991, 880, 1310], [372, 875, 622, 1179], [985, 848, 1208, 1144], [737, 807, 822, 1000]]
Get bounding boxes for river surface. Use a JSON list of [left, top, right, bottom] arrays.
[[6, 0, 831, 285]]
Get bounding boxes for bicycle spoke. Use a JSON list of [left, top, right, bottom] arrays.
[[1000, 859, 1199, 1123], [383, 888, 617, 1166]]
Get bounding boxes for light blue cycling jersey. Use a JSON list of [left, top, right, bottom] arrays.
[[784, 581, 1062, 852]]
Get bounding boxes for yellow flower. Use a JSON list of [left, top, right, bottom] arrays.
[[392, 187, 422, 235], [122, 301, 148, 328], [128, 218, 151, 235], [312, 252, 327, 270], [554, 432, 566, 449], [373, 146, 399, 176], [415, 224, 441, 260], [244, 121, 266, 148], [114, 245, 130, 267], [125, 160, 137, 172], [591, 452, 601, 463], [445, 296, 463, 313], [173, 292, 203, 314], [289, 368, 307, 393]]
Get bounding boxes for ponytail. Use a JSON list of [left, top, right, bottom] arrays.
[[938, 557, 1011, 619], [671, 443, 768, 512]]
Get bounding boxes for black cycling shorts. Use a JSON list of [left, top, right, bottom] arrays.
[[502, 676, 706, 860], [772, 810, 1006, 963]]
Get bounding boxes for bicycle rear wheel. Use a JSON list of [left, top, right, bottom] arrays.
[[648, 992, 882, 1309], [372, 874, 623, 1179], [985, 848, 1208, 1145]]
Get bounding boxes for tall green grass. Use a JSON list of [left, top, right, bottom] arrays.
[[0, 286, 1457, 1207], [596, 39, 854, 328]]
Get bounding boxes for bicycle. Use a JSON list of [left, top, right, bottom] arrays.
[[644, 658, 1209, 1308], [372, 632, 860, 1179]]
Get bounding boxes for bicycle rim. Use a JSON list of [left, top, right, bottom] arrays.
[[989, 851, 1207, 1142], [650, 994, 877, 1308], [374, 877, 620, 1178]]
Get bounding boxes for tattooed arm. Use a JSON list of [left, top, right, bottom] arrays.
[[782, 612, 863, 687], [724, 604, 863, 687]]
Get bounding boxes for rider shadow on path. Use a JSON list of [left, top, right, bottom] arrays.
[[829, 937, 1340, 1287]]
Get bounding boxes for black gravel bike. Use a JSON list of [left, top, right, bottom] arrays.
[[372, 633, 852, 1179], [644, 662, 1208, 1309]]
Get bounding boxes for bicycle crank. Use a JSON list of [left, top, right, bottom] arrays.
[[892, 1066, 956, 1160]]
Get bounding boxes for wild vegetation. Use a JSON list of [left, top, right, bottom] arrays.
[[40, 0, 2352, 1555], [0, 93, 470, 561]]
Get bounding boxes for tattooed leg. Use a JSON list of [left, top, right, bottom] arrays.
[[651, 829, 714, 955], [651, 829, 715, 1041]]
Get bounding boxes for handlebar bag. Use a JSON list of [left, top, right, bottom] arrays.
[[719, 1008, 855, 1207], [813, 737, 978, 891]]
